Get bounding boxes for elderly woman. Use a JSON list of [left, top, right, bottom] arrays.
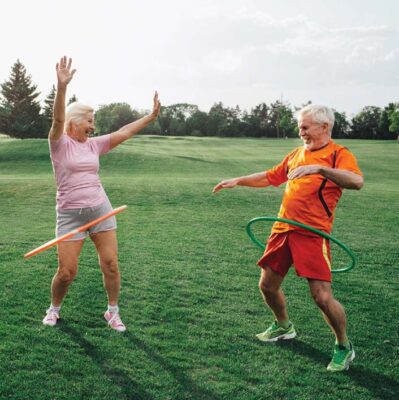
[[43, 56, 160, 331]]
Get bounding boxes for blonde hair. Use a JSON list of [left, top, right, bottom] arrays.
[[296, 105, 335, 135], [65, 102, 94, 130]]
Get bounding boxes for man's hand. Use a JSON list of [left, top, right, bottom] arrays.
[[288, 165, 321, 180], [212, 178, 238, 193], [288, 165, 364, 189], [213, 172, 270, 193]]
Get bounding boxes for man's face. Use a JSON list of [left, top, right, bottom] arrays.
[[298, 116, 330, 150]]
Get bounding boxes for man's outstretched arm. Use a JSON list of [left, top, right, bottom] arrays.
[[213, 172, 271, 193]]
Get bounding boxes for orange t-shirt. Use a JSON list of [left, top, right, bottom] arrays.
[[266, 140, 362, 235]]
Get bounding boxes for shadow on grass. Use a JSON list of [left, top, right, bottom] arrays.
[[278, 339, 399, 400], [124, 331, 223, 400], [59, 324, 154, 400], [347, 366, 399, 400], [59, 324, 222, 400]]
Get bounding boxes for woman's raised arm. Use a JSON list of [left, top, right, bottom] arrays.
[[49, 56, 76, 141]]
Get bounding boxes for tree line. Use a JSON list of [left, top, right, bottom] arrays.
[[1, 59, 398, 140]]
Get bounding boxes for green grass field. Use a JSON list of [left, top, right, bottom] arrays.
[[0, 136, 398, 400]]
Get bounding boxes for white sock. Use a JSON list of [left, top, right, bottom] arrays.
[[50, 304, 61, 312], [108, 304, 119, 314]]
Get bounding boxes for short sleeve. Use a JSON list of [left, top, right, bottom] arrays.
[[335, 147, 362, 176], [91, 134, 111, 155], [48, 134, 67, 157], [266, 155, 290, 186]]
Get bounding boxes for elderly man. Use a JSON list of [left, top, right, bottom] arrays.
[[213, 104, 363, 372]]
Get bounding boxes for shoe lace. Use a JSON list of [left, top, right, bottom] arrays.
[[108, 312, 124, 327], [270, 321, 279, 330], [270, 321, 288, 332], [46, 309, 59, 320], [333, 345, 350, 364]]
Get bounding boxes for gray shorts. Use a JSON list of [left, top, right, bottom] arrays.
[[56, 200, 117, 241]]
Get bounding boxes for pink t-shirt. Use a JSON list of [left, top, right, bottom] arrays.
[[49, 134, 111, 209]]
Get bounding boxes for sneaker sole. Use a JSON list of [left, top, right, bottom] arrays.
[[42, 317, 59, 327], [43, 321, 58, 327], [344, 350, 355, 370], [257, 331, 297, 342], [108, 326, 126, 332]]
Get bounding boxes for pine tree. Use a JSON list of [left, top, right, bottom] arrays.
[[43, 84, 56, 132], [0, 59, 45, 138], [68, 94, 78, 105]]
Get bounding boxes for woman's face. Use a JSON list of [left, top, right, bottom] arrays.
[[79, 112, 95, 137], [67, 112, 95, 142]]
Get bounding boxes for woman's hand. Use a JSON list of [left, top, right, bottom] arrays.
[[150, 91, 161, 120], [56, 56, 76, 87]]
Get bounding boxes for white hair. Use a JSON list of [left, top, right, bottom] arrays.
[[296, 104, 335, 135], [65, 102, 94, 129]]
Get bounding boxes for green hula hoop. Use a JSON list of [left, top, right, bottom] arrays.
[[246, 217, 356, 273]]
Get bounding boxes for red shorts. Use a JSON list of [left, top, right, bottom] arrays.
[[257, 231, 332, 282]]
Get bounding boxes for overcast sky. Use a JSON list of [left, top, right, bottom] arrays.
[[1, 0, 398, 116]]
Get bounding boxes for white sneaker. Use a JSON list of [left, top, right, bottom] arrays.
[[104, 311, 126, 332], [43, 308, 60, 326]]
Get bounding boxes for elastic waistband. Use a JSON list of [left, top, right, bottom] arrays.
[[57, 200, 110, 214]]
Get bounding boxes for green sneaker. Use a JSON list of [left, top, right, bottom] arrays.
[[327, 342, 355, 372], [256, 321, 297, 342]]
